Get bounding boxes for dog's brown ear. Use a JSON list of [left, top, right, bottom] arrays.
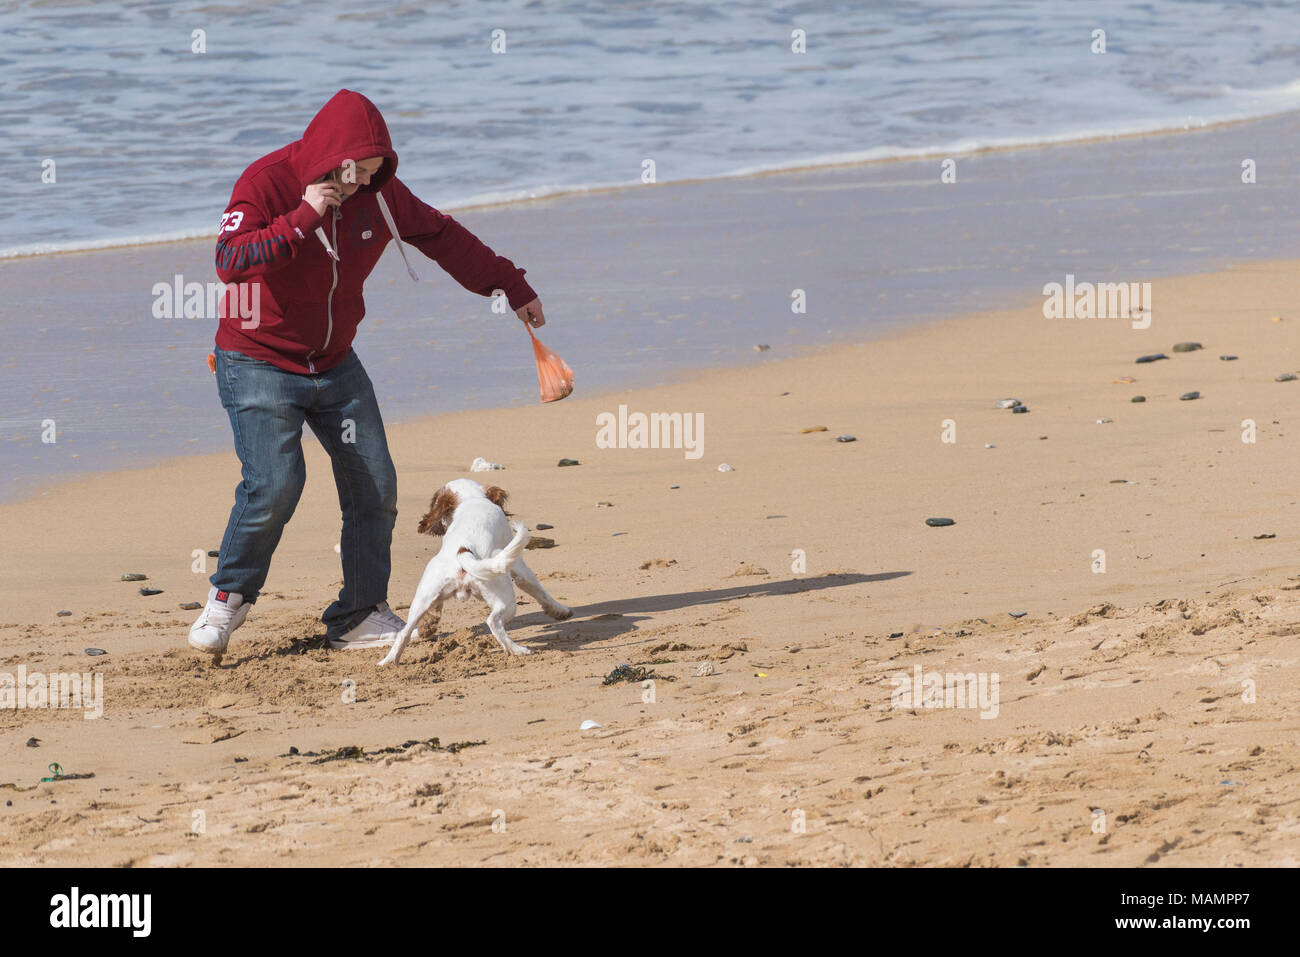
[[416, 487, 458, 537], [483, 485, 510, 515]]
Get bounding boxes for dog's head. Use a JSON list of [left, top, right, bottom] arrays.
[[416, 478, 509, 537]]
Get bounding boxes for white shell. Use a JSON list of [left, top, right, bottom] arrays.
[[579, 719, 602, 730], [717, 463, 735, 472], [470, 456, 505, 472]]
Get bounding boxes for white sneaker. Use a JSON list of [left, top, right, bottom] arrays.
[[326, 601, 406, 649], [189, 586, 250, 655]]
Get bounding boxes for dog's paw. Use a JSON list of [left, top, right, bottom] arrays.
[[508, 643, 533, 656], [548, 605, 573, 621]]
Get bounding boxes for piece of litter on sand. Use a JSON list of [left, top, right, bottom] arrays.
[[925, 517, 956, 527], [470, 456, 504, 472], [756, 672, 769, 678], [717, 463, 735, 472], [579, 719, 601, 731], [84, 648, 106, 656]]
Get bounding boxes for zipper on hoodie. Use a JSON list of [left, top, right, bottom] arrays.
[[306, 208, 341, 374]]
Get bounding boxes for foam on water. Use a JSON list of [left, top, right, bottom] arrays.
[[2, 0, 1300, 258]]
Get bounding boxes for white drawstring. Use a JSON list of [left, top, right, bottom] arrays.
[[376, 193, 419, 281], [314, 225, 339, 261]]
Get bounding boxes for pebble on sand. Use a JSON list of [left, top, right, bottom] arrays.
[[1009, 611, 1028, 619], [579, 720, 602, 731], [1113, 376, 1136, 384], [536, 523, 554, 530], [995, 398, 1021, 409], [1220, 355, 1238, 361], [836, 434, 856, 443], [139, 587, 163, 596], [207, 549, 219, 557], [56, 610, 71, 616], [1276, 373, 1297, 382], [753, 344, 771, 352], [925, 517, 956, 527], [1012, 405, 1029, 413], [1131, 395, 1146, 402], [526, 537, 557, 549], [1096, 418, 1113, 424], [1254, 533, 1276, 540], [717, 463, 735, 472], [120, 573, 147, 581], [470, 456, 505, 472], [1172, 342, 1203, 352], [1179, 391, 1201, 400], [179, 602, 202, 610], [801, 426, 827, 433], [557, 458, 580, 467], [1135, 354, 1169, 364], [85, 648, 107, 656]]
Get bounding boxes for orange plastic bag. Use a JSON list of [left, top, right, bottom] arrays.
[[528, 326, 574, 402]]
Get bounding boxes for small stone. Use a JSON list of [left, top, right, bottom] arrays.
[[1179, 391, 1201, 401], [120, 573, 147, 582], [995, 398, 1022, 409], [1220, 355, 1238, 361], [596, 501, 613, 508], [1096, 418, 1113, 424], [984, 443, 995, 449], [26, 737, 39, 748], [753, 344, 770, 352], [1135, 354, 1168, 364], [1012, 406, 1029, 413], [84, 648, 107, 656], [669, 485, 680, 489], [526, 537, 557, 549], [1254, 533, 1276, 540], [925, 517, 956, 527], [1276, 373, 1297, 382], [289, 746, 299, 755], [536, 523, 554, 530], [1113, 376, 1136, 384], [470, 456, 504, 472], [696, 661, 715, 677], [56, 610, 71, 617], [1131, 395, 1146, 403], [1009, 612, 1027, 619], [717, 463, 735, 472], [179, 602, 202, 610], [836, 434, 856, 443], [557, 458, 580, 467], [207, 550, 219, 557], [139, 587, 163, 596], [801, 426, 827, 433], [1172, 342, 1202, 353], [888, 632, 904, 639]]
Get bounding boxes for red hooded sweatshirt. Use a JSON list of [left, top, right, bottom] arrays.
[[214, 89, 537, 374]]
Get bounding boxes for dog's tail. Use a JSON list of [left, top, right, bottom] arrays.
[[456, 522, 529, 579]]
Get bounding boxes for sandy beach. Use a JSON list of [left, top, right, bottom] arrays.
[[2, 250, 1299, 866]]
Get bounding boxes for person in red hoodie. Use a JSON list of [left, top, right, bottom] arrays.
[[189, 89, 545, 658]]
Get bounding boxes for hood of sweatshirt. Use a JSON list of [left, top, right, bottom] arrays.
[[291, 89, 399, 193]]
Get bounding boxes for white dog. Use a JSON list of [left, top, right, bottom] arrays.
[[378, 478, 571, 665]]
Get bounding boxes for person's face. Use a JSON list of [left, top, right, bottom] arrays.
[[335, 156, 384, 197]]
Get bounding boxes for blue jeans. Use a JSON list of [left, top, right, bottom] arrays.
[[210, 346, 398, 639]]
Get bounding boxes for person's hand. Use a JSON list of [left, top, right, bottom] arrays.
[[303, 181, 343, 218], [516, 298, 545, 328]]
